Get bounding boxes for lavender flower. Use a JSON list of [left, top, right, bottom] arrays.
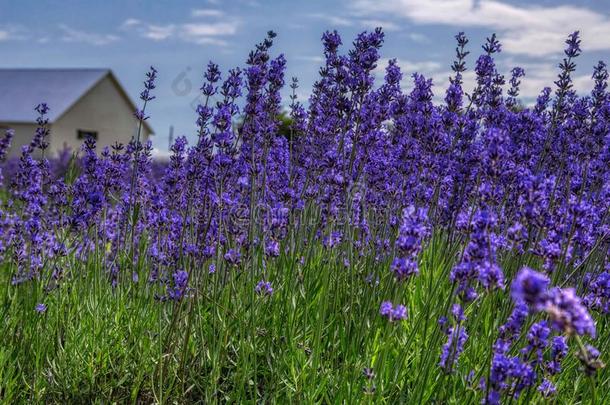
[[135, 66, 158, 120], [577, 344, 605, 376], [511, 267, 550, 310], [546, 336, 568, 375], [362, 367, 375, 380], [166, 270, 189, 301], [522, 321, 550, 363], [224, 249, 241, 266], [379, 301, 407, 322], [391, 205, 429, 280], [380, 301, 393, 317], [439, 326, 468, 373], [537, 378, 556, 398], [255, 280, 274, 296], [583, 271, 610, 313], [546, 287, 596, 337]]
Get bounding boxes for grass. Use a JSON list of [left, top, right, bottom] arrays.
[[1, 215, 608, 404]]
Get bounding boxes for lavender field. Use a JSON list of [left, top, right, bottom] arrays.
[[1, 29, 610, 403]]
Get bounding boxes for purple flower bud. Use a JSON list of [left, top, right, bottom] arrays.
[[379, 301, 393, 317], [255, 280, 273, 296], [511, 267, 550, 310], [379, 301, 407, 322]]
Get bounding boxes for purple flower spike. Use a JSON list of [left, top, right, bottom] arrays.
[[255, 280, 274, 296], [391, 305, 408, 321], [511, 267, 550, 310], [546, 287, 596, 338], [537, 379, 556, 398], [379, 301, 393, 317], [166, 270, 189, 301], [439, 326, 468, 373], [379, 301, 407, 322]]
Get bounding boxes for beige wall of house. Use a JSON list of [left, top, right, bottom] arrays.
[[51, 75, 151, 154], [0, 74, 151, 158], [0, 123, 38, 157]]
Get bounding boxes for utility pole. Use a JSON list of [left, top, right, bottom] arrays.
[[168, 125, 174, 150]]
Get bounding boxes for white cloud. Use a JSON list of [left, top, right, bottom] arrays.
[[191, 9, 224, 18], [59, 24, 119, 45], [144, 24, 175, 41], [121, 16, 238, 46], [0, 25, 27, 41], [180, 22, 237, 45], [120, 20, 174, 41], [407, 32, 428, 43], [376, 58, 443, 77], [121, 18, 141, 28], [307, 13, 353, 27], [181, 22, 237, 37], [296, 55, 325, 63], [183, 36, 229, 46], [351, 0, 610, 56], [360, 19, 401, 31]]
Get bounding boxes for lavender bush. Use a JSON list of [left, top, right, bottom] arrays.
[[0, 29, 609, 403]]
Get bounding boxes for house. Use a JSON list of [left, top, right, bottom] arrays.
[[0, 68, 153, 157]]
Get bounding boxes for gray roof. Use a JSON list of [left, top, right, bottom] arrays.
[[0, 69, 152, 134], [0, 68, 110, 123]]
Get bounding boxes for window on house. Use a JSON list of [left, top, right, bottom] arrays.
[[77, 129, 98, 141]]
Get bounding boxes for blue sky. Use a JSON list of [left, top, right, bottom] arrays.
[[1, 0, 610, 152]]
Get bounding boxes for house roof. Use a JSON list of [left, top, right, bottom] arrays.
[[0, 68, 153, 134]]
